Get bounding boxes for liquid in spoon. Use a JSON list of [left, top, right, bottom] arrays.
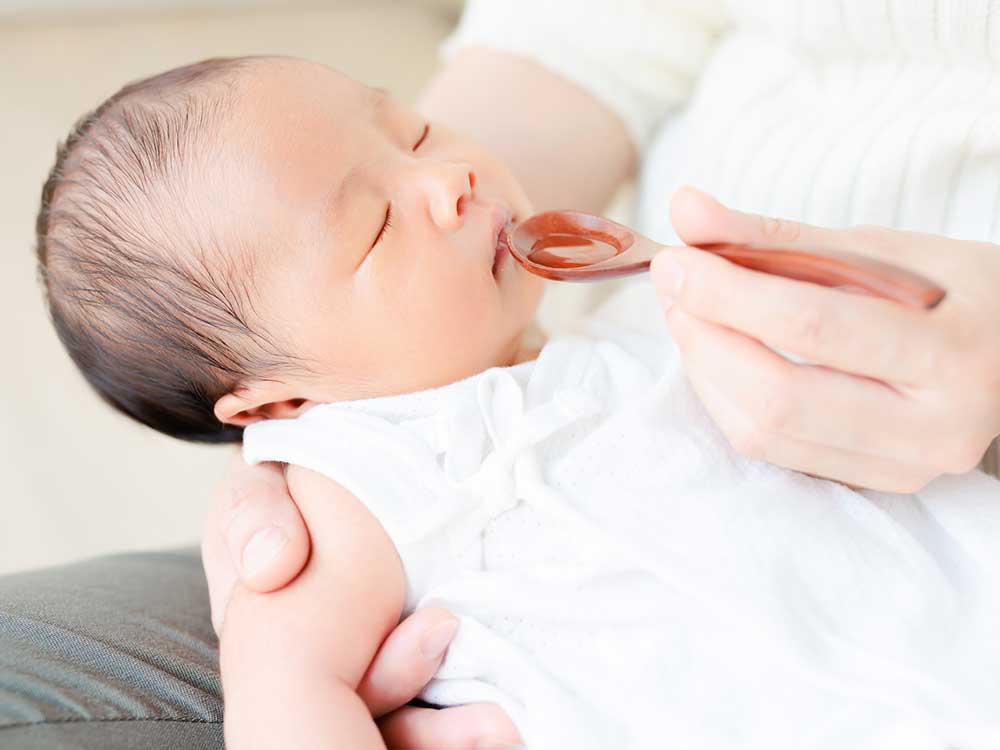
[[528, 234, 620, 269]]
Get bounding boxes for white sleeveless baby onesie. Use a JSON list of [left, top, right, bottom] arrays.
[[243, 279, 1000, 749]]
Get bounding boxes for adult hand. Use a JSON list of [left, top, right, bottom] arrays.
[[651, 186, 1000, 493], [202, 453, 522, 749]]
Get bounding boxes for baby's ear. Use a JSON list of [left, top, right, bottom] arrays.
[[214, 387, 313, 427]]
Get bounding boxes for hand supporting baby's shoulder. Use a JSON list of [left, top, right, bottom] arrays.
[[221, 465, 405, 749]]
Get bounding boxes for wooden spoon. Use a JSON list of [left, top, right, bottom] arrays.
[[504, 210, 946, 309]]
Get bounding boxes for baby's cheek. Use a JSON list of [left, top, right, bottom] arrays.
[[439, 287, 496, 348]]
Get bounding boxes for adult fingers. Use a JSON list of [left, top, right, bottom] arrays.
[[669, 185, 951, 279], [650, 245, 950, 387], [203, 453, 311, 633], [201, 500, 239, 637], [670, 185, 848, 255], [662, 304, 948, 465], [679, 340, 936, 493], [660, 188, 953, 386], [378, 703, 523, 750], [225, 456, 311, 592], [695, 374, 933, 492], [358, 608, 460, 718]]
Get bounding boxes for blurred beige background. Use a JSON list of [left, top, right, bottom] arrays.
[[0, 0, 467, 576]]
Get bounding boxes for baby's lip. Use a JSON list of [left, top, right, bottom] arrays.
[[490, 205, 513, 246], [489, 205, 514, 274], [493, 227, 511, 278]]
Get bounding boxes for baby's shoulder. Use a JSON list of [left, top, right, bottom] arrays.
[[284, 463, 402, 577]]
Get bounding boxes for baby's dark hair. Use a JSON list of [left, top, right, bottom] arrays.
[[36, 56, 295, 444]]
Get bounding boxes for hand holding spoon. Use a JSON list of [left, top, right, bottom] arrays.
[[503, 210, 946, 310]]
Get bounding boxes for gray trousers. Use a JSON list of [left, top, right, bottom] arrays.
[[0, 548, 223, 749]]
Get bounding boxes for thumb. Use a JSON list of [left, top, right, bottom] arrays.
[[668, 185, 955, 284], [358, 608, 461, 718], [202, 454, 312, 634], [669, 185, 844, 251]]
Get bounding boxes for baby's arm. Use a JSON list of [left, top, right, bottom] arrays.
[[219, 464, 406, 750]]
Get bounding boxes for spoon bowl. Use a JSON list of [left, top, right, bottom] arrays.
[[505, 210, 946, 309]]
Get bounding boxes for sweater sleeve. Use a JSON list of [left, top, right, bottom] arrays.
[[439, 0, 729, 152]]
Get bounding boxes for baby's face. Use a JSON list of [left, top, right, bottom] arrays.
[[219, 58, 544, 413]]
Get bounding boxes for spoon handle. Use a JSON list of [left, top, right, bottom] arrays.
[[696, 243, 946, 310]]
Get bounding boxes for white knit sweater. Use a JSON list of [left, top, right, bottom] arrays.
[[442, 0, 1000, 476]]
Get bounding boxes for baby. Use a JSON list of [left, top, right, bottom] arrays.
[[37, 54, 543, 443], [35, 56, 1000, 749]]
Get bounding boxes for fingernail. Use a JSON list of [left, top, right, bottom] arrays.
[[651, 253, 684, 309], [420, 617, 459, 660], [241, 526, 287, 578]]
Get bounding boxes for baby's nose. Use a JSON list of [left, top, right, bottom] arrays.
[[416, 162, 476, 231]]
